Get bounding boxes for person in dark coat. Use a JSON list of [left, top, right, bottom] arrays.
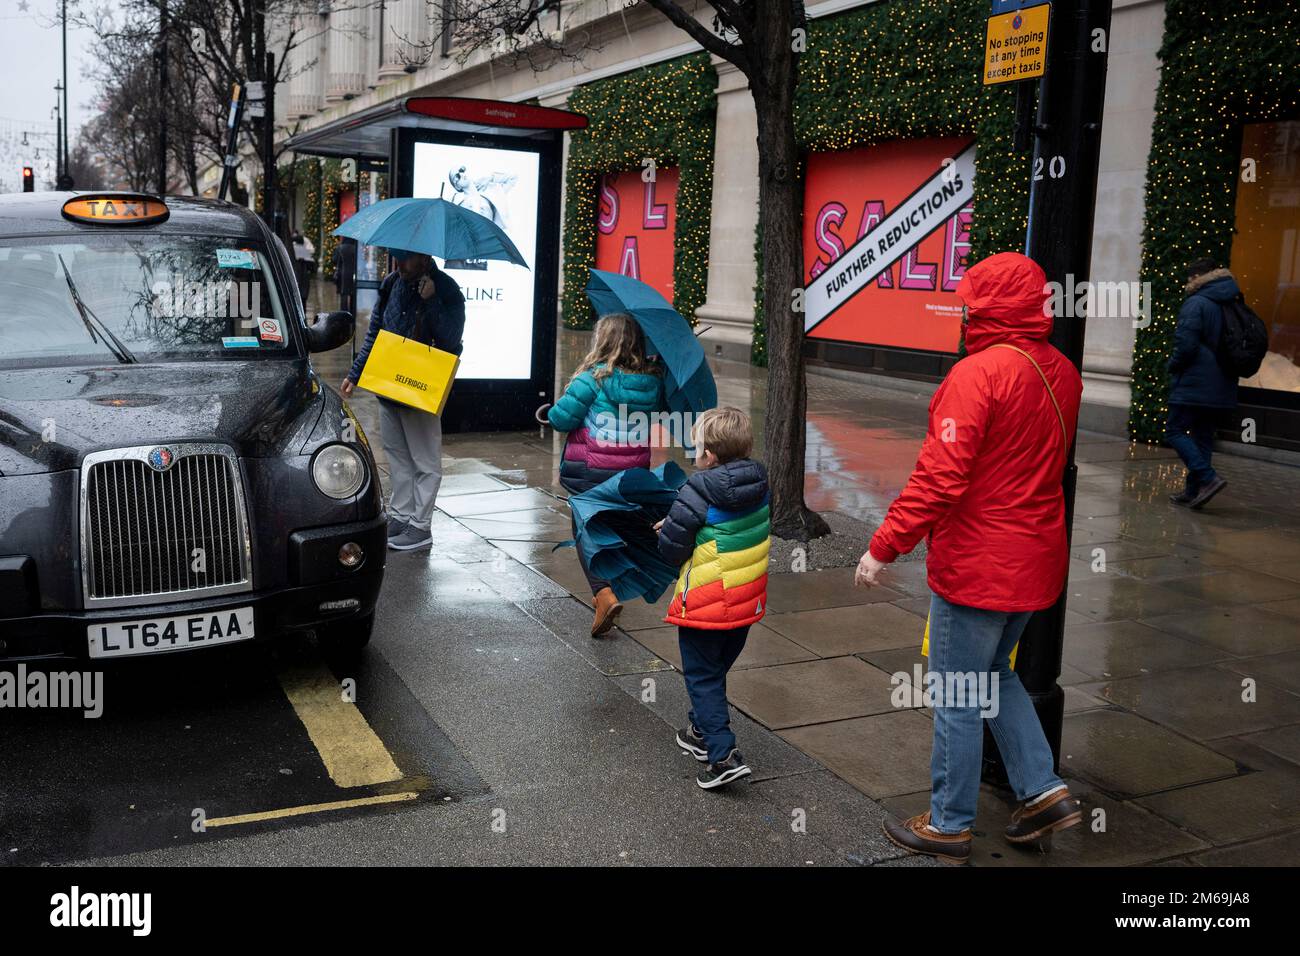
[[341, 249, 466, 552], [1166, 258, 1239, 510]]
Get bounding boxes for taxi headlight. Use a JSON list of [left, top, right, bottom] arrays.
[[312, 445, 366, 499]]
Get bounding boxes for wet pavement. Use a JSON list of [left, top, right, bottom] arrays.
[[8, 281, 1294, 866], [307, 281, 1300, 866]]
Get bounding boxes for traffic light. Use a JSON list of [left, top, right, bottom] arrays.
[[22, 166, 34, 192]]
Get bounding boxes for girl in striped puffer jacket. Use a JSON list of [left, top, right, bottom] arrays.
[[546, 313, 666, 635]]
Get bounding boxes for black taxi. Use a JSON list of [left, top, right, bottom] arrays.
[[0, 192, 385, 661]]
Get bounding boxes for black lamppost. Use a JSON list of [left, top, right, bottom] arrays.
[[984, 0, 1115, 782], [56, 0, 74, 189]]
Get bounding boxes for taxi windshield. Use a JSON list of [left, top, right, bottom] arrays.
[[0, 234, 298, 368]]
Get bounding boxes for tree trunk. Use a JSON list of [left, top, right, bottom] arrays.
[[750, 14, 829, 542]]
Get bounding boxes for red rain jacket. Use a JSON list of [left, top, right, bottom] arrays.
[[868, 253, 1083, 612]]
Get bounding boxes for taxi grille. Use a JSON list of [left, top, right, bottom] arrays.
[[83, 448, 251, 604]]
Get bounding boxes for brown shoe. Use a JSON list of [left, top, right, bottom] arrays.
[[882, 811, 971, 865], [591, 587, 624, 638], [1005, 787, 1082, 844]]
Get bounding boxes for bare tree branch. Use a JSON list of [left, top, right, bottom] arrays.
[[640, 0, 749, 74]]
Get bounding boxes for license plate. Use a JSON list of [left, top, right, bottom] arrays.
[[87, 607, 255, 659]]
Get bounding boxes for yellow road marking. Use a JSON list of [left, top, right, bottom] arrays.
[[276, 662, 403, 788], [204, 791, 418, 828]]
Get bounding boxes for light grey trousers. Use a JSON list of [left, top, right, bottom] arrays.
[[377, 398, 443, 531]]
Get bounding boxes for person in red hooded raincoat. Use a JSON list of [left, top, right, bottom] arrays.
[[856, 252, 1084, 864]]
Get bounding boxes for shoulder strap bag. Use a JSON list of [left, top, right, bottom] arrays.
[[988, 343, 1068, 453]]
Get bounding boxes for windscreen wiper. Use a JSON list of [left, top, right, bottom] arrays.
[[57, 254, 137, 364]]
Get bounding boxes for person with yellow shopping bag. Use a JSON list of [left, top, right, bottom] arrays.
[[341, 249, 465, 551]]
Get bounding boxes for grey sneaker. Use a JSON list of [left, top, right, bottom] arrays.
[[675, 725, 709, 762], [387, 517, 409, 539], [388, 527, 433, 551]]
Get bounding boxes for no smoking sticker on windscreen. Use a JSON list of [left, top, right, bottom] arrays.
[[257, 319, 283, 343]]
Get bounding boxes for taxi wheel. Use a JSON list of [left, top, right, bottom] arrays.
[[317, 611, 374, 660]]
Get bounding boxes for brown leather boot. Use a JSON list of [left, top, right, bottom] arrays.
[[1005, 787, 1082, 844], [591, 587, 623, 638], [882, 811, 971, 865]]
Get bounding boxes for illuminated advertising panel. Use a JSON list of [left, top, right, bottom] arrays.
[[803, 137, 976, 354], [593, 167, 680, 303], [411, 140, 541, 380]]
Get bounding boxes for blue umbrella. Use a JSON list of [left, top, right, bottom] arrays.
[[585, 269, 717, 417], [566, 462, 689, 604], [333, 197, 529, 268]]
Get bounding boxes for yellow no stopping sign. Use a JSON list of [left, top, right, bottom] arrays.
[[983, 2, 1051, 85]]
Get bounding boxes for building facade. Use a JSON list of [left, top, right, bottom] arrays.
[[204, 0, 1299, 452]]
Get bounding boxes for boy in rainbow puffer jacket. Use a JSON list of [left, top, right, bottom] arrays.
[[656, 406, 770, 790]]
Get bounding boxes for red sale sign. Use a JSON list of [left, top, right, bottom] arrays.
[[803, 137, 975, 354], [594, 167, 679, 302]]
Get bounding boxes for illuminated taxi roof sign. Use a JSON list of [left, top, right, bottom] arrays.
[[62, 194, 169, 226]]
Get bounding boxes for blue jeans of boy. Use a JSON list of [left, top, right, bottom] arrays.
[[678, 625, 750, 764], [927, 594, 1063, 834]]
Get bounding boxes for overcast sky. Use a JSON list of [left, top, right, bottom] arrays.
[[0, 0, 102, 140]]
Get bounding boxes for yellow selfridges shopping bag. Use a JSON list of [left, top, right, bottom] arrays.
[[921, 614, 1019, 669], [357, 328, 460, 415]]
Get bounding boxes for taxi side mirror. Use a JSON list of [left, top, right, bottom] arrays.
[[306, 311, 353, 353]]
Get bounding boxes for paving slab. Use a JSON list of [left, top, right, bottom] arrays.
[[609, 670, 822, 783], [1135, 752, 1300, 846], [1159, 569, 1300, 606], [1221, 649, 1300, 696], [764, 566, 904, 611], [1139, 604, 1300, 657], [436, 487, 563, 518], [1063, 575, 1208, 622], [762, 602, 926, 657], [1058, 709, 1240, 798], [1236, 725, 1300, 766], [1062, 620, 1226, 680], [779, 711, 934, 799], [1079, 666, 1300, 741], [1187, 828, 1300, 866], [631, 623, 817, 671], [727, 657, 903, 730]]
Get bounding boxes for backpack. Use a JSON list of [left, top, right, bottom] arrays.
[[1216, 293, 1269, 378]]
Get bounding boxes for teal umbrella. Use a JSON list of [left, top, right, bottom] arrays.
[[585, 269, 716, 416], [333, 197, 529, 267], [567, 462, 689, 603]]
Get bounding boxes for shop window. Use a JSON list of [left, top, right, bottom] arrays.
[[1231, 120, 1300, 392]]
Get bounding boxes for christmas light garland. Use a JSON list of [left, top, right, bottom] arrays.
[[561, 55, 717, 329]]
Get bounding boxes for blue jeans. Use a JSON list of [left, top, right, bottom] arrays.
[[927, 595, 1063, 834], [678, 625, 750, 764], [1166, 403, 1219, 491]]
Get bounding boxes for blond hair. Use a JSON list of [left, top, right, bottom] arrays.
[[693, 406, 753, 463], [571, 313, 658, 385]]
